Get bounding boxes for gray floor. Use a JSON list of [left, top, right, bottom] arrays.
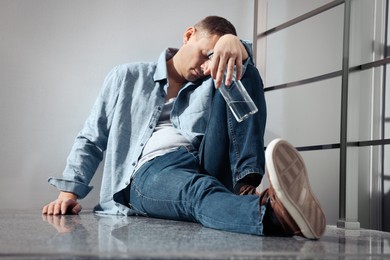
[[0, 210, 390, 259]]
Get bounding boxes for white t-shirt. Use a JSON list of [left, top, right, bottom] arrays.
[[135, 98, 191, 171]]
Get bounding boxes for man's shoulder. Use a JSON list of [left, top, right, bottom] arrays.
[[111, 61, 158, 77], [102, 61, 159, 94]]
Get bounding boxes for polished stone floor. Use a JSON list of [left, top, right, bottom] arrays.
[[0, 210, 389, 259]]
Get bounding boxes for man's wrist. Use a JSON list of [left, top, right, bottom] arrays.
[[240, 42, 249, 61], [59, 191, 78, 200]]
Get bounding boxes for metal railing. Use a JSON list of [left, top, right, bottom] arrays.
[[255, 0, 389, 229]]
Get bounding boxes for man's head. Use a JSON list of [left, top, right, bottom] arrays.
[[193, 16, 237, 38], [171, 16, 238, 83]]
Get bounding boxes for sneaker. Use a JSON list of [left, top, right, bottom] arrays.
[[265, 138, 326, 239]]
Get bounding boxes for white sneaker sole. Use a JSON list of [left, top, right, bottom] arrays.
[[266, 139, 326, 239]]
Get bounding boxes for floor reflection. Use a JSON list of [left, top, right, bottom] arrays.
[[36, 212, 390, 259]]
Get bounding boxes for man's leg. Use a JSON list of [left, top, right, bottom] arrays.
[[129, 147, 265, 235], [198, 64, 326, 239], [199, 63, 267, 193], [128, 141, 325, 238]]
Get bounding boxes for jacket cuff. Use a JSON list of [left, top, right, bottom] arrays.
[[48, 177, 93, 199], [240, 40, 254, 65]]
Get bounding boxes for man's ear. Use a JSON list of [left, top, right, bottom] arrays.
[[183, 27, 196, 44]]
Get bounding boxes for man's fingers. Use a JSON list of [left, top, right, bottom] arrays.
[[210, 34, 246, 87], [61, 200, 70, 215], [211, 51, 241, 87], [235, 56, 243, 81], [71, 203, 82, 214], [42, 197, 80, 215], [47, 203, 55, 215], [214, 50, 231, 87], [42, 205, 48, 214], [54, 201, 61, 215], [210, 54, 221, 86], [224, 57, 236, 86]]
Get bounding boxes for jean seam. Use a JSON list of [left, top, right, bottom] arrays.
[[184, 146, 200, 165], [129, 183, 149, 216], [227, 108, 240, 181], [128, 202, 148, 217]]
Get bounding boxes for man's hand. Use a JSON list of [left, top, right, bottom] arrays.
[[42, 191, 81, 215], [209, 34, 249, 88]]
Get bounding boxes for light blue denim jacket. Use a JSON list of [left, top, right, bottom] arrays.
[[49, 42, 253, 215]]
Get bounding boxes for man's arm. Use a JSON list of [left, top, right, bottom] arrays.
[[208, 34, 250, 88], [43, 66, 123, 215]]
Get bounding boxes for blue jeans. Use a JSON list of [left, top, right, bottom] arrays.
[[129, 64, 267, 235]]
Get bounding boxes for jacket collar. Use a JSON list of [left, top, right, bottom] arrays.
[[153, 48, 178, 82]]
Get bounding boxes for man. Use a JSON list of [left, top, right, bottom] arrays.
[[43, 16, 326, 239]]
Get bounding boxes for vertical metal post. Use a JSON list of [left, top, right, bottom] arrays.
[[338, 0, 351, 225], [253, 0, 258, 67], [337, 0, 360, 229], [380, 0, 389, 230]]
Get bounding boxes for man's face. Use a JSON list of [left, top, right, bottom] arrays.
[[180, 29, 220, 82]]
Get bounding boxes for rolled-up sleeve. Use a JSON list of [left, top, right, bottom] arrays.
[[48, 178, 92, 199]]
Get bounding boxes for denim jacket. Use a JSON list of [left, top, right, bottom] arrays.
[[49, 42, 254, 215]]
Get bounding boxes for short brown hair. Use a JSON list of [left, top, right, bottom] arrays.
[[194, 16, 237, 36]]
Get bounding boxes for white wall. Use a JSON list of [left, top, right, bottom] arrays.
[[0, 0, 254, 210]]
